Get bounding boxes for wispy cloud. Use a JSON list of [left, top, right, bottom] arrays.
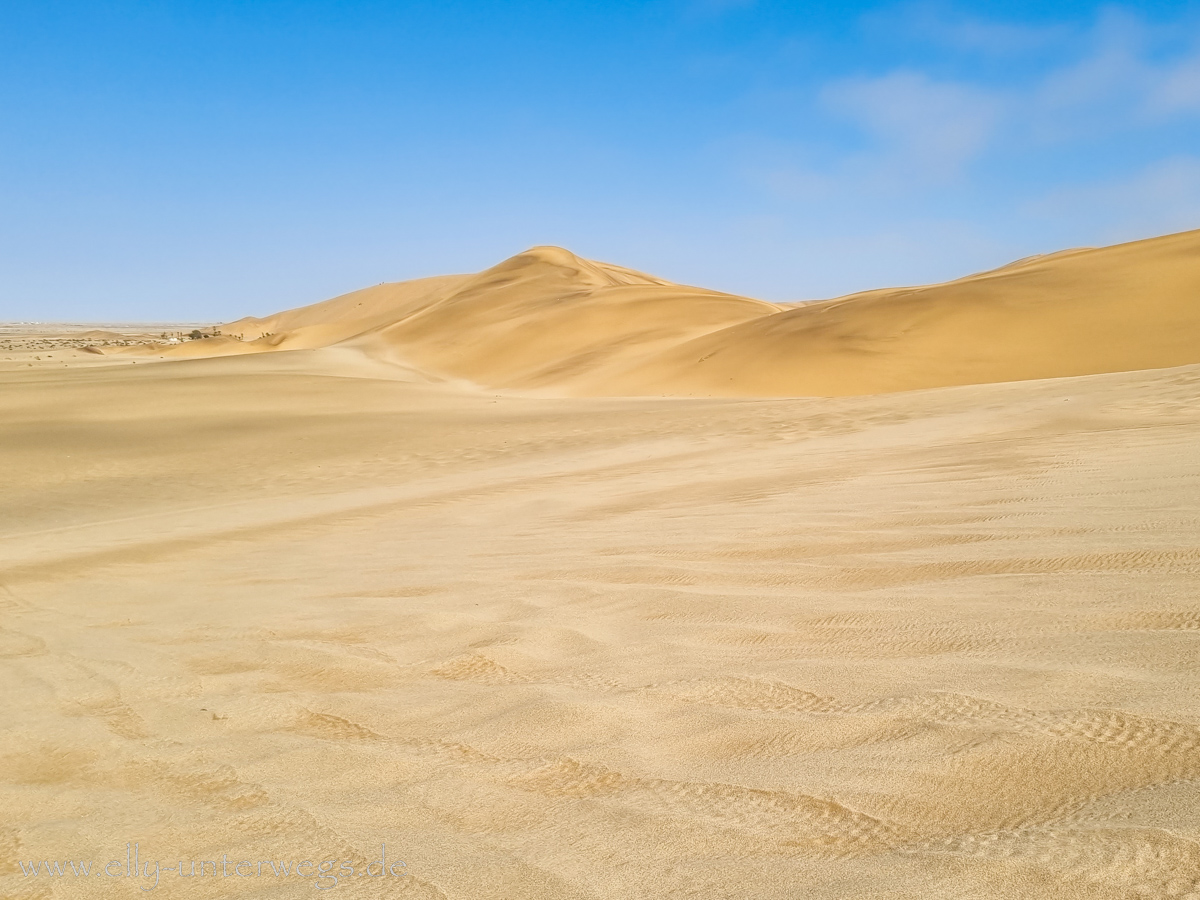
[[1152, 56, 1200, 114], [862, 3, 1068, 56], [821, 70, 1002, 180], [748, 7, 1200, 202], [1022, 7, 1200, 134]]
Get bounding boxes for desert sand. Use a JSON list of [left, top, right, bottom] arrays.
[[3, 231, 1200, 899]]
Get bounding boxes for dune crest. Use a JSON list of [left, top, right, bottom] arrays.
[[176, 230, 1200, 396]]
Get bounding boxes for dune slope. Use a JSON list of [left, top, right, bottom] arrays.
[[149, 229, 1200, 396], [609, 230, 1200, 396], [353, 246, 781, 388], [223, 273, 473, 350]]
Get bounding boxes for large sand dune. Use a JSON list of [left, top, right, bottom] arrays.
[[208, 229, 1200, 396]]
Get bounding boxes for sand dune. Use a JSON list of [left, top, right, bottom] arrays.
[[349, 247, 780, 389], [149, 229, 1200, 397], [213, 246, 779, 387], [224, 274, 473, 350], [612, 231, 1200, 396]]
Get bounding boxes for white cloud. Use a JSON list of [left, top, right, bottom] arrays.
[[863, 3, 1066, 56], [820, 70, 1002, 180], [1147, 54, 1200, 114], [753, 8, 1200, 202], [1031, 9, 1200, 131], [1037, 43, 1142, 112]]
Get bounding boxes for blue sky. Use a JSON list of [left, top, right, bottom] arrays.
[[3, 0, 1200, 320]]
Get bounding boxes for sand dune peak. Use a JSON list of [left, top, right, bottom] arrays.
[[137, 228, 1200, 397]]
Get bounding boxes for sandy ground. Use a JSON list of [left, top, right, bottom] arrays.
[[3, 335, 1200, 898]]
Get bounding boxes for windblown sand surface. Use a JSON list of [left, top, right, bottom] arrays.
[[3, 231, 1200, 898]]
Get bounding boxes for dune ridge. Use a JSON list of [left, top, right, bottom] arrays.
[[156, 229, 1200, 397]]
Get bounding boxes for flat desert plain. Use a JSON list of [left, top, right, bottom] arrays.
[[3, 230, 1200, 899]]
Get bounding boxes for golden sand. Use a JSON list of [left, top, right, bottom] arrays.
[[3, 231, 1200, 898]]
